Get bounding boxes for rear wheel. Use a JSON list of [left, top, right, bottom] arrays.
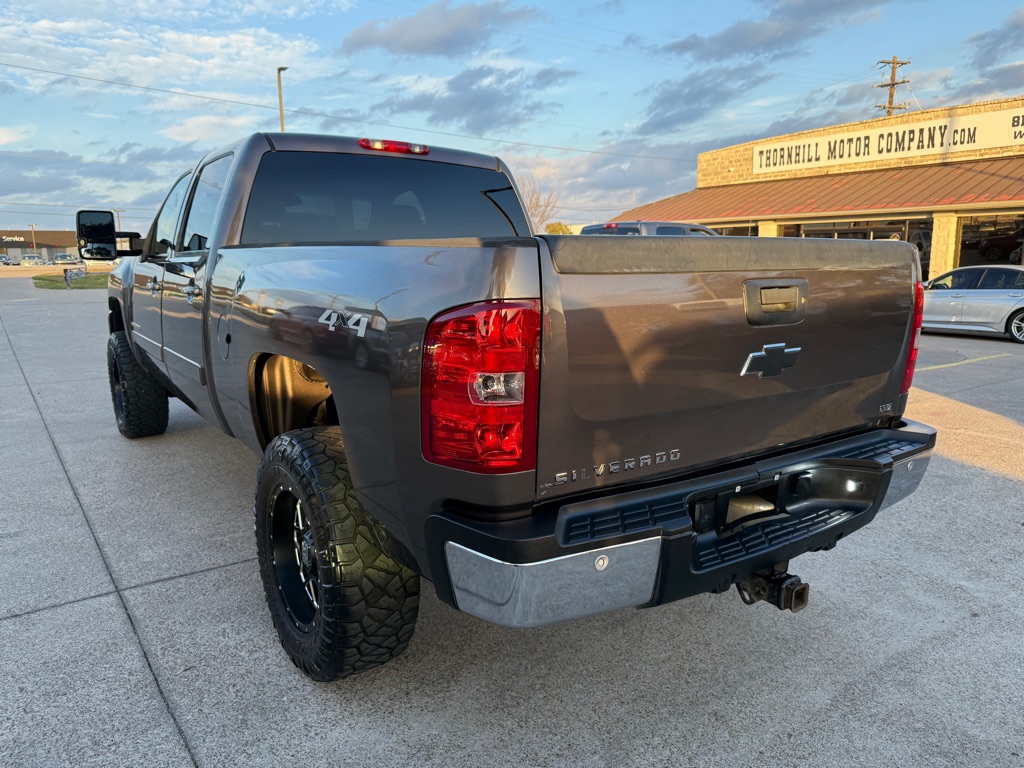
[[254, 426, 420, 681], [107, 331, 169, 438], [983, 246, 1004, 262], [1007, 310, 1024, 343]]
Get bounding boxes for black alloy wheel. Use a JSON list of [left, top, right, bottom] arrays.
[[254, 426, 420, 681]]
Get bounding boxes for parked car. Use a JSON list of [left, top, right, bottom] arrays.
[[580, 221, 719, 236], [923, 265, 1024, 343], [977, 227, 1024, 261], [53, 253, 81, 265], [80, 132, 935, 683], [19, 254, 46, 266], [0, 255, 14, 266]]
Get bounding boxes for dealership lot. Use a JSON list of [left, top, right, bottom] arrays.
[[1, 278, 1021, 768]]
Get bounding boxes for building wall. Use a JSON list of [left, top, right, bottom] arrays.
[[0, 231, 78, 259], [698, 96, 1024, 188]]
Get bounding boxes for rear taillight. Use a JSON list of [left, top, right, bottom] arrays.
[[901, 281, 924, 394], [422, 300, 541, 473]]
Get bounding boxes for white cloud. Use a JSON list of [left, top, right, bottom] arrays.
[[0, 125, 35, 146], [343, 0, 539, 58], [2, 0, 351, 23], [161, 114, 257, 143]]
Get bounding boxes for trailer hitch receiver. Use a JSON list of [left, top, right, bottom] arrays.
[[736, 565, 809, 613]]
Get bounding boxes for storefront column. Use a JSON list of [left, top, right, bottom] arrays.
[[930, 213, 959, 276], [757, 220, 780, 237]]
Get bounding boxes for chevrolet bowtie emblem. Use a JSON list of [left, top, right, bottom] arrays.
[[741, 343, 801, 378]]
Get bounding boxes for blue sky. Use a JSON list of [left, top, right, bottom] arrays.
[[1, 0, 1022, 233]]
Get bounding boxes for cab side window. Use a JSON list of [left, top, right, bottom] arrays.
[[151, 172, 193, 257], [181, 155, 233, 252]]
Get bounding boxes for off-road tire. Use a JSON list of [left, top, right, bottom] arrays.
[[254, 426, 420, 681], [107, 330, 169, 438], [1007, 309, 1024, 343]]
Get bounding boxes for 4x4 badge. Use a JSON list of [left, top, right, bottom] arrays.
[[741, 343, 801, 378]]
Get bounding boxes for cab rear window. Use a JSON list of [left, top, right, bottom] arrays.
[[241, 151, 530, 245]]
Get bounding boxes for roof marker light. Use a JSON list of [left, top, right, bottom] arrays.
[[358, 138, 429, 155]]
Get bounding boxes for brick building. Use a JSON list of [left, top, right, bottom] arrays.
[[617, 95, 1024, 278]]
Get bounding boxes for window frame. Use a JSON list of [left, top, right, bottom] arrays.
[[145, 171, 193, 262]]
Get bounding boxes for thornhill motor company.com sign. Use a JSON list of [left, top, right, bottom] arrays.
[[753, 104, 1024, 174]]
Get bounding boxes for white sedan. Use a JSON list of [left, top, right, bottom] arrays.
[[922, 265, 1024, 343]]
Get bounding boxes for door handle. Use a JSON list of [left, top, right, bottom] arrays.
[[1008, 293, 1023, 298], [950, 293, 966, 298], [182, 283, 202, 304]]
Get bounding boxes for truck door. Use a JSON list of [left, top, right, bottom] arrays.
[[131, 171, 192, 372], [160, 153, 233, 417]]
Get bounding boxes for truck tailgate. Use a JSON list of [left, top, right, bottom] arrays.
[[535, 235, 917, 499]]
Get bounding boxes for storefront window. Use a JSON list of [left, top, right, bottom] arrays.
[[958, 215, 1024, 268], [718, 224, 756, 236]]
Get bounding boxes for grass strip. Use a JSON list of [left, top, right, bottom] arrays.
[[33, 273, 109, 290]]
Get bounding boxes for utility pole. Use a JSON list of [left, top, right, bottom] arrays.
[[112, 209, 125, 230], [276, 67, 289, 132], [875, 56, 910, 116], [28, 223, 37, 252]]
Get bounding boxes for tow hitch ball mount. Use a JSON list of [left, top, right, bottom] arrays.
[[736, 563, 810, 613]]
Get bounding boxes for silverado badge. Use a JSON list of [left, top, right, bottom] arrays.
[[741, 343, 801, 378]]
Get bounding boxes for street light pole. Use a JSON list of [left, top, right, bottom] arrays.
[[276, 67, 289, 132]]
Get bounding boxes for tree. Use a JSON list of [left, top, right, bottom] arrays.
[[544, 221, 573, 234], [518, 175, 559, 231]]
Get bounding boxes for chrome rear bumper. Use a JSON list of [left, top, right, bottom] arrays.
[[441, 422, 935, 629], [445, 537, 661, 628]]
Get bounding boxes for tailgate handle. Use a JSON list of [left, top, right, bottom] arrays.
[[744, 279, 808, 326]]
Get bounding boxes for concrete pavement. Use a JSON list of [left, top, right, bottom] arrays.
[[1, 277, 1022, 767]]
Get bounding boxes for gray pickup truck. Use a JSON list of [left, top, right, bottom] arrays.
[[79, 132, 935, 681]]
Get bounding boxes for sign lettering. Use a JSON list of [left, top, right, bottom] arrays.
[[753, 105, 1024, 174]]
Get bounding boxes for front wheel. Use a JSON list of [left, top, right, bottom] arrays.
[[254, 427, 420, 681], [1007, 310, 1024, 343], [107, 331, 169, 438]]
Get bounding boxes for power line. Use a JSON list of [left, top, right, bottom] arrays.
[[0, 200, 155, 211], [0, 60, 694, 163]]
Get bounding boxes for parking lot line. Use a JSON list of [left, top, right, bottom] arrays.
[[916, 352, 1012, 372]]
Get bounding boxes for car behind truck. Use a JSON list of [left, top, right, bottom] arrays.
[[79, 132, 935, 681]]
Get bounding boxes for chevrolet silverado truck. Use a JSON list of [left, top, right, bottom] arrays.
[[78, 132, 935, 681]]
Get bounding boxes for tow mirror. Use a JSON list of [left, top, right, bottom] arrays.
[[76, 210, 144, 259], [77, 210, 117, 260]]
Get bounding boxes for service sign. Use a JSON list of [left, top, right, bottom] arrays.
[[752, 105, 1024, 174]]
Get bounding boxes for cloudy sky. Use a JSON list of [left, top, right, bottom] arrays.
[[1, 0, 1022, 233]]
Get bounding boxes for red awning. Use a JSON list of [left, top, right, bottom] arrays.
[[618, 157, 1024, 223]]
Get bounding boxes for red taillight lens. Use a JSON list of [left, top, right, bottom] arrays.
[[901, 282, 924, 394], [422, 301, 541, 473], [358, 138, 429, 155]]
